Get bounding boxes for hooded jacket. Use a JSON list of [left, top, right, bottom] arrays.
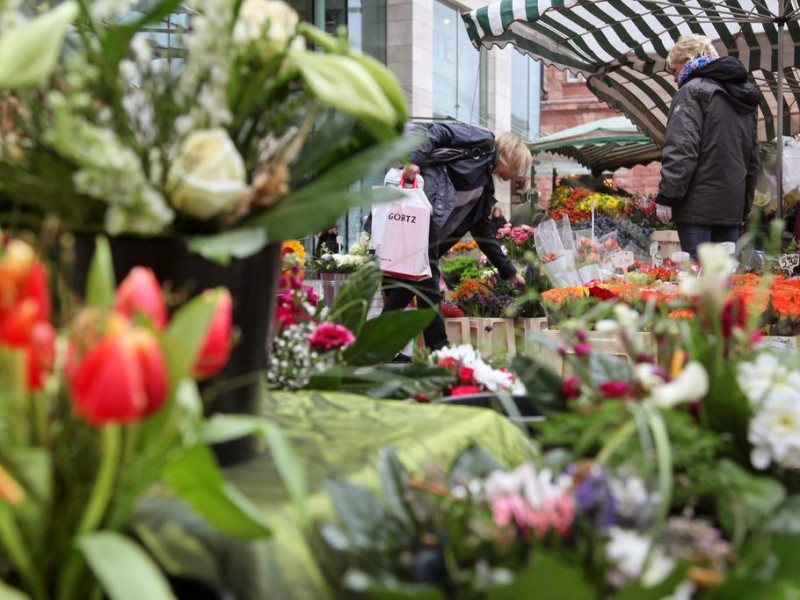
[[657, 56, 761, 226]]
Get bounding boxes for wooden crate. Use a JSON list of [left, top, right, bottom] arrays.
[[538, 330, 655, 377], [469, 318, 517, 357]]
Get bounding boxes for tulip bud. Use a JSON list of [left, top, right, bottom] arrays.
[[0, 462, 25, 506], [114, 267, 167, 329], [68, 319, 168, 426], [193, 289, 233, 380], [0, 299, 56, 390]]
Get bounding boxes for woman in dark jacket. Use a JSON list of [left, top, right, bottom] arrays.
[[656, 34, 761, 258], [381, 122, 531, 350], [490, 206, 508, 234]]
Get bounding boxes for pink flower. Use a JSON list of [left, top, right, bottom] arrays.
[[573, 342, 593, 356], [562, 375, 582, 400], [598, 380, 631, 399], [309, 322, 355, 351]]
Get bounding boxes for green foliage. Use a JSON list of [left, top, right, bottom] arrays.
[[440, 255, 483, 288]]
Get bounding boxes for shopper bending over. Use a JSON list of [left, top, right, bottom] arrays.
[[382, 122, 531, 350]]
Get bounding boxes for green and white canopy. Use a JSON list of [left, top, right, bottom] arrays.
[[462, 0, 800, 146], [530, 116, 661, 173]]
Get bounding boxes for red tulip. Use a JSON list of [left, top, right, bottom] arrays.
[[0, 240, 50, 325], [68, 317, 168, 426], [114, 267, 167, 329], [0, 299, 56, 390], [193, 289, 232, 380]]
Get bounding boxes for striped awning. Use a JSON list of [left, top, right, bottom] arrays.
[[531, 116, 661, 172], [462, 0, 800, 145]]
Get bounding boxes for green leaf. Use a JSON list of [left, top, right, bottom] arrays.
[[708, 578, 800, 599], [263, 422, 308, 525], [329, 261, 383, 334], [252, 186, 399, 242], [377, 447, 412, 527], [511, 355, 567, 413], [488, 552, 593, 600], [0, 579, 30, 600], [161, 293, 217, 397], [715, 459, 786, 543], [326, 479, 385, 549], [261, 132, 422, 205], [305, 363, 454, 398], [187, 228, 268, 265], [291, 51, 400, 140], [343, 309, 436, 366], [201, 414, 268, 444], [366, 585, 445, 600], [78, 532, 177, 600], [85, 235, 116, 308], [614, 562, 689, 600], [0, 2, 79, 89], [162, 446, 271, 539], [352, 53, 409, 125], [449, 444, 503, 481]]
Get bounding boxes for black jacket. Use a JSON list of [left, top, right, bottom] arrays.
[[408, 122, 517, 279], [657, 57, 761, 226]]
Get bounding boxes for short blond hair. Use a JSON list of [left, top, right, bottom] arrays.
[[496, 131, 532, 177], [667, 35, 718, 73]]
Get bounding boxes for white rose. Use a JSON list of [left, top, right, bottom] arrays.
[[233, 0, 299, 49], [167, 129, 248, 220]]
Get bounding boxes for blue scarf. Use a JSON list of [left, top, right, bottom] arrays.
[[677, 54, 720, 87]]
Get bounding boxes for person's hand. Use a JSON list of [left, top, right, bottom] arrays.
[[403, 163, 420, 180], [506, 273, 525, 290]]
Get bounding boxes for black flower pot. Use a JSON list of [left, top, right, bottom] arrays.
[[434, 393, 544, 423], [72, 234, 281, 466]]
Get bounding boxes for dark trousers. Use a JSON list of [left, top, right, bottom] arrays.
[[676, 224, 739, 259], [381, 271, 448, 351]]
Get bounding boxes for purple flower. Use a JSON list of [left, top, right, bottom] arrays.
[[573, 467, 617, 529]]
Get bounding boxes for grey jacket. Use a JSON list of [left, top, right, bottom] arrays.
[[407, 122, 517, 279], [657, 57, 760, 226]]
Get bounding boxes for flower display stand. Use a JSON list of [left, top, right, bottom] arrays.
[[445, 317, 472, 346], [515, 317, 549, 356], [469, 318, 516, 357], [538, 330, 656, 377], [651, 230, 681, 259]]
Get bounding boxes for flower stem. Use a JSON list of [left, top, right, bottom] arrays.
[[57, 425, 121, 600], [596, 419, 635, 465], [0, 506, 47, 600]]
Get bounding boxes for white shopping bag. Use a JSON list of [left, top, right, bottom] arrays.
[[372, 175, 432, 280]]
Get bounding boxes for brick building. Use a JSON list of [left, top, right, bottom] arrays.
[[534, 66, 662, 206]]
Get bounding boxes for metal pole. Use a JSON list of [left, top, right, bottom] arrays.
[[776, 1, 785, 220]]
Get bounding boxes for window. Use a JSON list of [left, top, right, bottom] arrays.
[[433, 0, 486, 123], [511, 53, 541, 141]]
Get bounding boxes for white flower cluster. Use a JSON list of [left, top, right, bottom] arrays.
[[737, 353, 800, 470], [178, 0, 236, 132], [430, 344, 526, 395], [267, 322, 339, 391]]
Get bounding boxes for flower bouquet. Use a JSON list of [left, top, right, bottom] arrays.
[[424, 344, 525, 399], [534, 219, 582, 289], [0, 236, 272, 599], [0, 0, 414, 256], [496, 223, 536, 261], [451, 276, 516, 318]]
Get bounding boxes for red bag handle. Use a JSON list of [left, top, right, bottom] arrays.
[[399, 174, 418, 188]]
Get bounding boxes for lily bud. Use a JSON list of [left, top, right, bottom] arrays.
[[114, 267, 168, 329], [193, 289, 233, 380], [68, 318, 168, 426]]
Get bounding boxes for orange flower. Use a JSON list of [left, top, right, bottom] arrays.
[[0, 462, 24, 506]]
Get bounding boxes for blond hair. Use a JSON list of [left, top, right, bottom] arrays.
[[496, 131, 532, 178], [667, 35, 719, 73]]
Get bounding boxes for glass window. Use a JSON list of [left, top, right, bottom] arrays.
[[511, 52, 541, 140], [433, 0, 485, 123]]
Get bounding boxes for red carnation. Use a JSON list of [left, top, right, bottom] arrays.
[[449, 385, 481, 396], [309, 322, 355, 351], [598, 380, 631, 399]]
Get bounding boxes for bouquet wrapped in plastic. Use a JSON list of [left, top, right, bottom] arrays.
[[535, 218, 582, 288]]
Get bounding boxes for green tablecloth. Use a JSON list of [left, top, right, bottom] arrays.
[[137, 392, 534, 599]]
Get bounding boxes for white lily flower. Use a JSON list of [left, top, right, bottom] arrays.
[[648, 361, 708, 409], [679, 243, 736, 300], [605, 527, 675, 587]]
